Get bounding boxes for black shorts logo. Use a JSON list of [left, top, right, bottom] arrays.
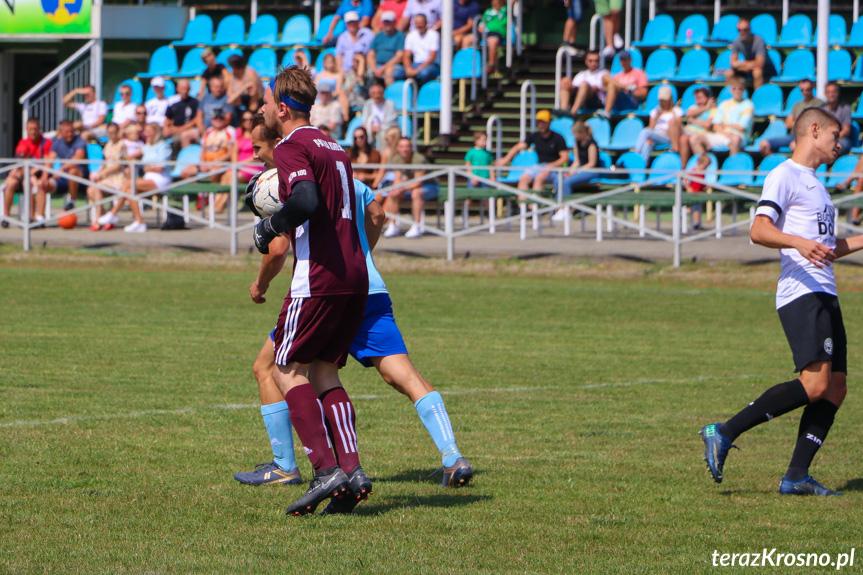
[[824, 338, 833, 355]]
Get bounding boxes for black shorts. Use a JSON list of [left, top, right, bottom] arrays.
[[778, 292, 847, 373]]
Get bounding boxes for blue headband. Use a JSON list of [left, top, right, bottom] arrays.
[[269, 79, 312, 112]]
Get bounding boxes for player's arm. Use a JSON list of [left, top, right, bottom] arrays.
[[833, 235, 863, 259], [750, 215, 835, 267], [254, 181, 320, 254], [365, 196, 386, 251], [250, 236, 290, 303]]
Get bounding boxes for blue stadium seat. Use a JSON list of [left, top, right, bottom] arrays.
[[776, 14, 813, 48], [703, 14, 739, 47], [649, 152, 681, 186], [644, 48, 677, 81], [811, 14, 848, 47], [281, 47, 312, 69], [87, 143, 104, 175], [637, 84, 678, 117], [113, 79, 144, 105], [754, 153, 787, 185], [314, 47, 336, 72], [827, 154, 859, 187], [716, 84, 748, 104], [848, 19, 863, 48], [711, 49, 731, 79], [751, 14, 778, 46], [598, 151, 646, 185], [213, 14, 246, 46], [138, 45, 178, 79], [336, 115, 364, 147], [189, 79, 204, 98], [174, 15, 213, 47], [718, 153, 754, 187], [828, 49, 852, 82], [386, 80, 415, 111], [604, 117, 644, 151], [145, 79, 176, 101], [416, 81, 441, 112], [307, 14, 345, 47], [248, 48, 277, 79], [452, 48, 483, 79], [398, 115, 413, 137], [609, 48, 643, 75], [853, 97, 863, 120], [242, 14, 278, 46], [551, 117, 575, 148], [501, 150, 539, 183], [817, 163, 828, 185], [275, 14, 313, 47], [768, 49, 782, 76], [585, 116, 610, 148], [745, 119, 787, 152], [783, 86, 802, 115], [672, 14, 710, 47], [674, 48, 711, 81], [176, 47, 206, 77], [632, 15, 675, 48], [851, 120, 862, 152], [217, 47, 244, 70], [172, 145, 202, 178], [685, 152, 718, 184], [772, 49, 815, 83], [680, 83, 711, 111], [752, 84, 784, 117]]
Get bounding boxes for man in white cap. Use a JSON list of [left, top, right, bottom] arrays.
[[367, 10, 405, 86], [336, 11, 375, 74], [323, 0, 375, 45], [145, 77, 177, 126], [689, 74, 754, 157]]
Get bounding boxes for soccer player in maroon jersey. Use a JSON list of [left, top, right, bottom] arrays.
[[255, 66, 372, 516]]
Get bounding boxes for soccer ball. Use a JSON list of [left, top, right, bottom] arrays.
[[253, 168, 283, 217]]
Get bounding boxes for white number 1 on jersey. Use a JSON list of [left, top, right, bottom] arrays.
[[336, 160, 352, 220]]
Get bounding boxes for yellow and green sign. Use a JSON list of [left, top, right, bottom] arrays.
[[0, 0, 93, 36]]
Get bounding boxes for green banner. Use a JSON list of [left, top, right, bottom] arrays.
[[0, 0, 92, 36]]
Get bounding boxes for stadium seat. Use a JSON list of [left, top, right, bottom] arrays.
[[585, 117, 611, 148], [609, 48, 643, 75], [87, 143, 104, 174], [176, 47, 206, 77], [452, 48, 483, 79], [637, 84, 678, 116], [671, 14, 710, 47], [751, 14, 778, 46], [386, 81, 415, 111], [674, 48, 711, 82], [685, 152, 718, 184], [827, 154, 859, 187], [632, 15, 675, 48], [817, 163, 828, 185], [811, 14, 848, 47], [416, 81, 441, 112], [189, 79, 203, 98], [336, 115, 364, 147], [173, 14, 213, 47], [772, 49, 815, 83], [242, 14, 278, 46], [307, 14, 345, 47], [711, 49, 731, 79], [113, 79, 144, 105], [598, 151, 646, 185], [551, 117, 575, 148], [848, 19, 863, 48], [783, 86, 802, 115], [648, 152, 681, 186], [248, 48, 277, 79], [213, 14, 246, 46], [281, 47, 312, 69], [217, 48, 244, 70], [768, 49, 782, 76], [314, 47, 336, 72], [851, 121, 862, 152], [752, 84, 784, 117], [172, 144, 202, 178], [501, 150, 539, 183], [680, 83, 711, 111], [716, 84, 748, 105], [145, 79, 176, 101], [776, 14, 813, 48], [137, 45, 178, 79], [828, 49, 853, 82], [644, 48, 677, 81], [717, 153, 754, 187], [753, 153, 787, 185], [275, 14, 313, 47], [745, 118, 787, 152], [603, 117, 644, 151], [398, 115, 413, 137], [703, 14, 739, 47]]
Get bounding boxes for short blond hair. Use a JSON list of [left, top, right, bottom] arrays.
[[272, 65, 317, 120]]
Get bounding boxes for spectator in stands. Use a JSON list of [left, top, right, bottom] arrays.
[[400, 0, 443, 31], [198, 76, 235, 131], [123, 124, 144, 163], [86, 122, 127, 229], [134, 105, 149, 134], [323, 0, 375, 46], [601, 50, 648, 117], [145, 77, 175, 126], [685, 153, 711, 231], [181, 107, 235, 184], [679, 86, 716, 167], [822, 81, 853, 157], [2, 117, 51, 228], [552, 121, 603, 221], [394, 14, 441, 86], [343, 54, 370, 122], [309, 83, 344, 139], [372, 0, 408, 32], [44, 119, 87, 215], [164, 79, 200, 158], [689, 75, 753, 158], [728, 17, 776, 89], [373, 125, 403, 190], [561, 0, 584, 54], [559, 50, 607, 115], [635, 85, 683, 164], [291, 49, 316, 77], [113, 84, 138, 129], [368, 11, 406, 86], [478, 0, 507, 74], [337, 11, 375, 75], [384, 136, 439, 239], [214, 111, 256, 212], [836, 156, 863, 225], [452, 0, 481, 49], [759, 79, 823, 157], [199, 48, 230, 99], [349, 126, 382, 187], [362, 81, 399, 149], [595, 0, 623, 58], [495, 109, 569, 196], [226, 54, 262, 115], [97, 123, 172, 233], [316, 52, 344, 95], [63, 85, 107, 142], [464, 131, 495, 187]]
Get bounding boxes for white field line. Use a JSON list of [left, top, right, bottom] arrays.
[[0, 375, 763, 429]]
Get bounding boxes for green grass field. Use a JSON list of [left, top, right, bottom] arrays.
[[2, 251, 863, 574]]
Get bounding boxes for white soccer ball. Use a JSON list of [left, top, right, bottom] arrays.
[[253, 168, 283, 217]]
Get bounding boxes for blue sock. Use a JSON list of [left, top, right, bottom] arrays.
[[414, 391, 462, 467], [261, 401, 297, 471]]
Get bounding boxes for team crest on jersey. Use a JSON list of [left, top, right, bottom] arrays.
[[817, 205, 835, 237], [824, 338, 833, 354]]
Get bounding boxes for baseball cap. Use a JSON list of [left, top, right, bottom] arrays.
[[658, 86, 673, 101], [319, 83, 334, 93], [618, 50, 631, 60], [344, 11, 360, 23], [381, 10, 396, 22], [151, 76, 166, 88], [536, 109, 552, 123]]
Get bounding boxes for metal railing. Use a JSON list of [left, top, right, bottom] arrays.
[[485, 115, 503, 159], [519, 81, 536, 143], [400, 79, 419, 147], [555, 46, 578, 110]]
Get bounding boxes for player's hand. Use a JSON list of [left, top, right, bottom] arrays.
[[253, 216, 278, 254], [244, 172, 264, 218], [250, 280, 267, 304], [795, 238, 836, 268]]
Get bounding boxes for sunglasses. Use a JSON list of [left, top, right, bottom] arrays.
[[738, 27, 750, 32], [242, 117, 254, 122]]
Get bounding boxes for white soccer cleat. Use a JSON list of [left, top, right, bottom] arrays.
[[405, 224, 423, 239], [383, 222, 400, 238]]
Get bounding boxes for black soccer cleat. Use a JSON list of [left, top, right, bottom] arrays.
[[441, 457, 474, 488], [285, 467, 350, 517], [319, 466, 373, 515]]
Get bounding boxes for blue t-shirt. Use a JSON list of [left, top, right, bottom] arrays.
[[370, 30, 406, 67], [51, 135, 86, 160], [142, 140, 172, 177], [353, 179, 388, 295], [453, 0, 481, 29], [199, 92, 235, 129], [337, 0, 375, 20]]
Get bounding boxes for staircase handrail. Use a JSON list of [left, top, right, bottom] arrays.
[[19, 40, 95, 105], [486, 114, 503, 160], [401, 78, 419, 146], [555, 46, 577, 110], [519, 80, 536, 142]]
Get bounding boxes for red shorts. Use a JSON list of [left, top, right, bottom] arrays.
[[273, 293, 367, 367]]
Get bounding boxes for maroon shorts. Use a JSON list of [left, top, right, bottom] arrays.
[[273, 293, 367, 367]]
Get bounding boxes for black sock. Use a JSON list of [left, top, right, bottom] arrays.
[[719, 379, 809, 441], [784, 399, 839, 481]]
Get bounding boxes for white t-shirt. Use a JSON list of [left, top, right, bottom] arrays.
[[649, 106, 683, 134], [145, 96, 172, 125], [755, 159, 837, 309], [404, 29, 440, 65], [74, 101, 108, 128], [572, 69, 608, 93], [113, 101, 138, 125], [403, 0, 442, 29]]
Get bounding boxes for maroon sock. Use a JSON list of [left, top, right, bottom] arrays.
[[320, 387, 361, 473], [285, 384, 337, 472]]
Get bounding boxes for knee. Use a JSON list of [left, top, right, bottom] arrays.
[[252, 357, 271, 383], [560, 78, 572, 91], [752, 67, 764, 80]]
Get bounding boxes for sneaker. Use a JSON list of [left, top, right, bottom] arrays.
[[102, 223, 115, 231], [441, 457, 474, 488], [602, 46, 616, 58], [383, 222, 400, 238], [779, 475, 843, 496], [319, 466, 373, 515], [34, 215, 45, 229], [405, 223, 423, 239], [285, 467, 350, 516], [613, 33, 624, 49], [64, 200, 75, 211], [1, 220, 8, 229], [123, 221, 147, 233], [552, 207, 571, 222], [234, 461, 302, 486], [89, 223, 101, 232], [97, 212, 119, 226], [700, 423, 738, 483]]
